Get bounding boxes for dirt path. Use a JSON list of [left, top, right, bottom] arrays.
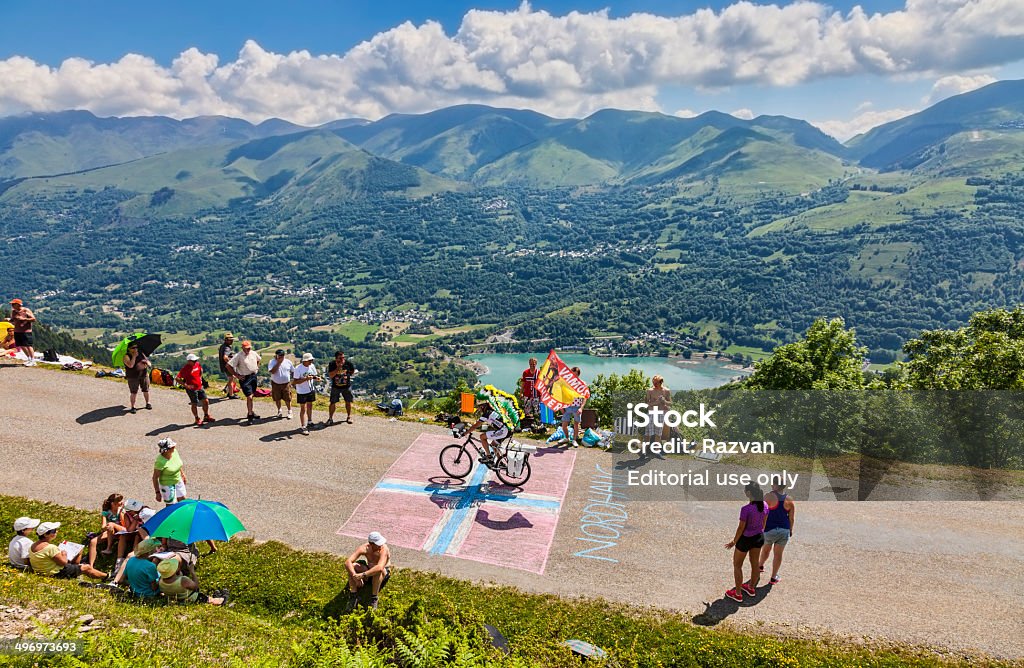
[[1, 365, 1021, 660]]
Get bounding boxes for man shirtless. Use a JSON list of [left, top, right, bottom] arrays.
[[344, 531, 392, 610], [9, 298, 36, 366]]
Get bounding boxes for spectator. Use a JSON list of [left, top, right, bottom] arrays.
[[724, 482, 768, 602], [29, 522, 106, 580], [1, 323, 14, 350], [98, 493, 127, 557], [175, 354, 214, 425], [561, 366, 586, 447], [759, 476, 796, 586], [345, 531, 392, 610], [157, 557, 226, 605], [9, 517, 40, 570], [153, 438, 188, 505], [123, 342, 153, 413], [267, 349, 294, 419], [229, 340, 262, 422], [292, 353, 319, 435], [645, 375, 671, 441], [327, 350, 356, 426], [218, 333, 238, 399], [117, 538, 162, 597], [9, 298, 36, 366], [520, 357, 540, 417]]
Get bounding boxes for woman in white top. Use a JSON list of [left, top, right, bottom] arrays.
[[646, 375, 671, 440]]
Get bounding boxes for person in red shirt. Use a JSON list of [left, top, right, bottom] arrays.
[[175, 354, 215, 426], [520, 357, 540, 417]]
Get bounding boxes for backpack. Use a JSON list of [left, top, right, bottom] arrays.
[[43, 349, 59, 362], [150, 368, 175, 387]]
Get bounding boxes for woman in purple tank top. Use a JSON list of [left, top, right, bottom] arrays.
[[724, 481, 768, 602]]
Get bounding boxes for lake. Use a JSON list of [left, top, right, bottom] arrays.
[[468, 352, 746, 393]]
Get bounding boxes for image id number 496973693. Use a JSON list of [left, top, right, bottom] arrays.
[[0, 638, 82, 655]]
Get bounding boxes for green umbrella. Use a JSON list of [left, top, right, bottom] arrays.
[[111, 332, 162, 367], [141, 499, 245, 544]]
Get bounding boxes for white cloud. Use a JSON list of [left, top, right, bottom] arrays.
[[673, 108, 698, 118], [730, 108, 755, 120], [925, 73, 998, 104], [0, 1, 1022, 123], [812, 107, 918, 141]]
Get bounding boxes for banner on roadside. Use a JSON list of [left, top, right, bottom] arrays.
[[537, 349, 590, 411]]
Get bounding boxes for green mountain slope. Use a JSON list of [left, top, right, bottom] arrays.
[[0, 110, 309, 180], [846, 80, 1024, 170]]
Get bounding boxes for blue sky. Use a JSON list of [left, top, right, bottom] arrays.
[[1, 0, 1022, 139]]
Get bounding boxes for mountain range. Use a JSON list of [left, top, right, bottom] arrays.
[[1, 79, 1023, 215]]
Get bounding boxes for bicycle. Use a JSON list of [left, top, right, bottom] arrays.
[[439, 423, 534, 486]]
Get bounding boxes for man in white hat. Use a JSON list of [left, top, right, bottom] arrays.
[[344, 531, 392, 610], [291, 353, 319, 435], [175, 354, 215, 426], [9, 516, 40, 569]]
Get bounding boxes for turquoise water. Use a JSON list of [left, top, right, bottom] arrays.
[[469, 353, 745, 393]]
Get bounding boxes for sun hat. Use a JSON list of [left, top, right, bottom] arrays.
[[139, 508, 156, 522], [157, 438, 177, 452], [368, 531, 386, 546], [124, 499, 144, 512], [36, 521, 60, 536], [241, 340, 252, 348], [301, 353, 314, 362], [156, 557, 180, 577], [9, 298, 22, 305], [13, 517, 40, 532], [186, 353, 199, 361], [224, 332, 234, 339], [135, 538, 162, 558]]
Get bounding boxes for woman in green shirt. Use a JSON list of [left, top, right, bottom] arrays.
[[156, 558, 226, 605], [151, 439, 217, 554]]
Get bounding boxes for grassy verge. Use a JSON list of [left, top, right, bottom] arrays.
[[0, 496, 1012, 667]]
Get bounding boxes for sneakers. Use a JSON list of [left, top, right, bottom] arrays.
[[286, 411, 292, 420], [204, 415, 216, 423], [23, 360, 37, 367], [369, 596, 379, 610], [301, 426, 309, 435], [725, 588, 743, 602], [769, 575, 781, 585], [130, 407, 137, 414], [145, 403, 153, 410], [326, 418, 335, 426], [741, 583, 757, 597], [247, 413, 259, 422], [276, 409, 283, 418], [194, 418, 204, 426]]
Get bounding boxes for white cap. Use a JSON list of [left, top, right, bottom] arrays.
[[186, 354, 199, 361], [368, 531, 386, 546], [301, 353, 314, 362], [124, 499, 144, 512], [13, 517, 40, 532], [139, 508, 157, 522], [158, 438, 177, 451], [36, 521, 61, 536]]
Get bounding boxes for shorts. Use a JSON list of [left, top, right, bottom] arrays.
[[297, 391, 316, 404], [330, 385, 354, 404], [271, 381, 292, 402], [562, 405, 581, 422], [185, 389, 207, 405], [484, 427, 509, 441], [127, 373, 151, 393], [14, 331, 32, 347], [763, 528, 790, 547], [735, 533, 765, 553], [354, 562, 392, 590], [160, 481, 188, 503], [239, 374, 258, 397], [54, 562, 83, 578]]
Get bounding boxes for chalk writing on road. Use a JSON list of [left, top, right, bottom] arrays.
[[574, 464, 630, 563]]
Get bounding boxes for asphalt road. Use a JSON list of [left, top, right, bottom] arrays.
[[1, 365, 1021, 660]]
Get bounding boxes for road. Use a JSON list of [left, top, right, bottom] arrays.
[[0, 365, 1021, 659]]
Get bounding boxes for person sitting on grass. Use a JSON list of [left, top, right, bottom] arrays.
[[466, 399, 507, 465], [115, 537, 162, 597], [9, 517, 40, 570], [157, 557, 227, 605], [175, 354, 215, 426], [29, 522, 107, 580], [98, 493, 128, 557], [344, 532, 392, 610]]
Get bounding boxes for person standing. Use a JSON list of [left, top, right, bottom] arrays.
[[175, 354, 214, 425], [9, 298, 36, 366], [520, 357, 540, 418], [724, 482, 769, 602], [268, 349, 294, 419], [153, 438, 188, 506], [327, 350, 356, 425], [229, 340, 262, 422], [561, 366, 586, 447], [292, 353, 319, 435], [124, 342, 153, 413], [645, 375, 671, 441], [218, 333, 238, 399], [759, 476, 796, 585]]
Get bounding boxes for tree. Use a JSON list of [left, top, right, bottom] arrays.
[[745, 317, 866, 390]]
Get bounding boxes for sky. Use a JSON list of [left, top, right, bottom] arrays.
[[1, 0, 1023, 140]]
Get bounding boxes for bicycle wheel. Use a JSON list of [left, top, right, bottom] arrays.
[[497, 457, 531, 487], [439, 444, 473, 479]]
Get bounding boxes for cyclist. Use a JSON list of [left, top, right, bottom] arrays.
[[466, 398, 508, 465]]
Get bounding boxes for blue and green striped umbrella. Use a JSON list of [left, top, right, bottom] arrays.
[[141, 499, 245, 544]]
